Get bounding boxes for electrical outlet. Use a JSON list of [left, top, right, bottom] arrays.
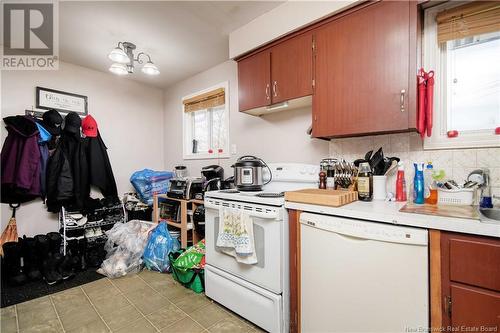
[[231, 144, 237, 155]]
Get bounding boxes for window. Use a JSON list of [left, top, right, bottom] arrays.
[[182, 82, 229, 159], [423, 2, 500, 149]]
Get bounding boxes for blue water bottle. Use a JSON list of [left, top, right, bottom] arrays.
[[413, 163, 425, 204]]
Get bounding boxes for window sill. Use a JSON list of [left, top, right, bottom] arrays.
[[183, 152, 230, 160]]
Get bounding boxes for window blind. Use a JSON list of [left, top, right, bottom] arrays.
[[436, 1, 500, 44], [183, 88, 225, 112]]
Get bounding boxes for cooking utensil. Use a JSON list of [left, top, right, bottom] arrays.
[[384, 160, 399, 176]]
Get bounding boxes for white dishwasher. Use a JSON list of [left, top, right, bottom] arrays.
[[300, 212, 428, 333]]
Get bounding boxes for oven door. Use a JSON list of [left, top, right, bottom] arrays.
[[205, 197, 284, 294]]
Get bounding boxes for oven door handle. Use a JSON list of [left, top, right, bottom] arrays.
[[205, 201, 281, 220]]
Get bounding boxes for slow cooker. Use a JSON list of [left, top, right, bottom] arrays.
[[232, 155, 272, 191]]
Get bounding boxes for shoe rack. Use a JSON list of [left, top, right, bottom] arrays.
[[59, 204, 126, 255]]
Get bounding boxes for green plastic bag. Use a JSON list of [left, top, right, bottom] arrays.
[[169, 240, 205, 293]]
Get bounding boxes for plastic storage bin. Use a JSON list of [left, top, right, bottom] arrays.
[[437, 188, 474, 205]]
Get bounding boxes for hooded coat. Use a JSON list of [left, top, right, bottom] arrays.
[[85, 131, 117, 198], [1, 116, 41, 203], [45, 131, 89, 212]]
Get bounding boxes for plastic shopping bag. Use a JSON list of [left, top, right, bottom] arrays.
[[130, 169, 174, 205], [143, 222, 180, 272]]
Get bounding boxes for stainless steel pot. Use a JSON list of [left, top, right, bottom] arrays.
[[232, 155, 271, 191]]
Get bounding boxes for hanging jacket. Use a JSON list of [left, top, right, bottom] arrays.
[[45, 142, 73, 212], [45, 132, 89, 212], [35, 122, 52, 200], [85, 131, 117, 198], [1, 116, 41, 203]]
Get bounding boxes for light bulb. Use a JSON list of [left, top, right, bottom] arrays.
[[108, 47, 129, 64], [141, 61, 160, 75], [109, 63, 128, 75]]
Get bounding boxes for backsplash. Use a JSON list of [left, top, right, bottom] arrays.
[[329, 132, 500, 198]]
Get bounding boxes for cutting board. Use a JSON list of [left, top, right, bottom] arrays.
[[400, 203, 480, 220], [285, 189, 358, 207]]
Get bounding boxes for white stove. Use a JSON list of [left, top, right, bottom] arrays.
[[205, 163, 319, 206], [204, 163, 318, 333]]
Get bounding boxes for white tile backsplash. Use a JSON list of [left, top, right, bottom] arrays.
[[329, 133, 500, 192]]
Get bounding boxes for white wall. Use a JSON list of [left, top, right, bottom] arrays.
[[1, 62, 164, 237], [229, 0, 357, 58], [163, 60, 329, 177]]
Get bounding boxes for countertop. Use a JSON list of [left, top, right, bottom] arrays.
[[285, 200, 500, 238]]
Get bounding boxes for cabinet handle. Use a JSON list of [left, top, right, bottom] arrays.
[[265, 84, 270, 100], [400, 89, 406, 112], [273, 81, 278, 97]]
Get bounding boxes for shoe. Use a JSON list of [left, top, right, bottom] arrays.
[[2, 241, 27, 285], [59, 227, 85, 238], [21, 236, 42, 281], [63, 216, 78, 228], [93, 227, 103, 237], [85, 228, 95, 238]]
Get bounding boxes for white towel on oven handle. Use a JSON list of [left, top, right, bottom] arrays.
[[216, 208, 257, 265]]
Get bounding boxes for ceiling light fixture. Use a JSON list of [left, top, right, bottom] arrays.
[[108, 42, 160, 76]]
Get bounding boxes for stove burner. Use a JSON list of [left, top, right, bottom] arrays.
[[219, 189, 240, 194], [256, 192, 284, 198]]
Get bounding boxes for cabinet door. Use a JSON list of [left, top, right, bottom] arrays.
[[270, 33, 313, 104], [451, 284, 500, 329], [238, 50, 271, 112], [313, 1, 411, 137]]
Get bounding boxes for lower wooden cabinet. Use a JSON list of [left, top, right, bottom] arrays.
[[432, 230, 500, 332]]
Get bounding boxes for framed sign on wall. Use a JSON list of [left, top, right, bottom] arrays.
[[36, 87, 88, 115]]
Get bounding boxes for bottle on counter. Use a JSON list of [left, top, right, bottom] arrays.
[[395, 162, 407, 202], [357, 162, 373, 201], [413, 163, 425, 204], [424, 162, 438, 204]]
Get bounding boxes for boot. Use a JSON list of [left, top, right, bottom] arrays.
[[59, 254, 75, 280], [2, 241, 27, 285], [47, 232, 62, 255], [42, 253, 63, 285], [77, 237, 87, 271], [35, 234, 62, 285], [21, 236, 42, 281]]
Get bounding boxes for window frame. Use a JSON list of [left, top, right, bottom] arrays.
[[182, 81, 230, 160], [423, 2, 500, 150]]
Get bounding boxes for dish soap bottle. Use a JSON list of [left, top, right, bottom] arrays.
[[424, 162, 437, 204], [395, 162, 407, 202], [357, 162, 373, 201], [413, 162, 425, 204]]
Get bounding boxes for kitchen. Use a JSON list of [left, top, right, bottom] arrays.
[[1, 0, 499, 333]]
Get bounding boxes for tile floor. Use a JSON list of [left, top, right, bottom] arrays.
[[1, 270, 265, 333]]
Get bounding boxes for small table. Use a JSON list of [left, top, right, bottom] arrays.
[[152, 193, 203, 248]]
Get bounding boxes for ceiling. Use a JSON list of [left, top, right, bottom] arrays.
[[59, 1, 283, 89]]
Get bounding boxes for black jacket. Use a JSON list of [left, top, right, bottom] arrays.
[[85, 132, 117, 198], [46, 132, 89, 212]]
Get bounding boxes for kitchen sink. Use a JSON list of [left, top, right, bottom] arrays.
[[479, 208, 500, 223]]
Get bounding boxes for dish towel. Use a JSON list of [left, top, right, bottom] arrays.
[[216, 208, 257, 265]]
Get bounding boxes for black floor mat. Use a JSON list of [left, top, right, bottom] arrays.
[[1, 268, 105, 308]]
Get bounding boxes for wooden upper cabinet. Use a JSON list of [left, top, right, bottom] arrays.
[[238, 50, 271, 112], [312, 1, 414, 138], [270, 33, 314, 104]]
